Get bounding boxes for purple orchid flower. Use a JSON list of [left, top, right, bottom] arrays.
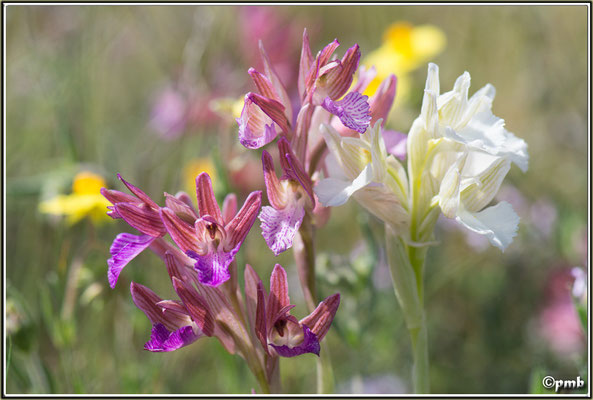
[[259, 138, 315, 256], [299, 32, 360, 106], [159, 172, 262, 287], [130, 281, 206, 352], [237, 43, 293, 150], [102, 174, 169, 288], [248, 264, 340, 357]]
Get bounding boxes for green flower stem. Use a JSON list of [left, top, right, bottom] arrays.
[[316, 340, 335, 394], [294, 212, 335, 394], [385, 225, 429, 393]]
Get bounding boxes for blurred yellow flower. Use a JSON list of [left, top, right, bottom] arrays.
[[39, 171, 111, 225], [363, 22, 446, 102], [209, 96, 245, 120], [183, 158, 218, 195]]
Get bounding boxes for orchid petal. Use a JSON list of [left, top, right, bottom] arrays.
[[225, 190, 262, 250], [259, 204, 305, 256], [107, 233, 154, 288], [262, 151, 286, 210], [114, 202, 166, 237], [259, 41, 293, 122], [171, 277, 215, 336], [314, 163, 373, 207], [159, 208, 200, 254], [267, 264, 291, 329], [369, 74, 397, 125], [270, 325, 320, 358], [300, 293, 340, 342], [195, 173, 223, 222], [221, 193, 238, 225], [382, 130, 408, 161], [237, 94, 279, 149], [130, 282, 190, 331], [455, 201, 520, 251], [322, 92, 371, 134], [144, 323, 200, 352], [298, 28, 315, 102], [117, 174, 159, 209], [186, 248, 236, 287]]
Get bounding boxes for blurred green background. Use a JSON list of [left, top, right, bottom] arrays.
[[5, 5, 589, 394]]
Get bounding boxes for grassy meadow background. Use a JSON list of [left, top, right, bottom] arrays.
[[5, 5, 589, 394]]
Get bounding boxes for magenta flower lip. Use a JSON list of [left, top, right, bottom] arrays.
[[160, 172, 262, 287]]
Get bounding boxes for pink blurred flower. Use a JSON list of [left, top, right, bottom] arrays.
[[537, 267, 585, 358]]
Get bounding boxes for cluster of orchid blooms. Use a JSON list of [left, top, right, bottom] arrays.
[[102, 28, 527, 392]]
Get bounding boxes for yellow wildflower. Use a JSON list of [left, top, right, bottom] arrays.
[[39, 171, 111, 225], [362, 22, 446, 102], [183, 158, 218, 195]]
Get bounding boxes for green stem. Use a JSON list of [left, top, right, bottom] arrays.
[[294, 213, 335, 393], [316, 341, 335, 394], [385, 225, 430, 394]]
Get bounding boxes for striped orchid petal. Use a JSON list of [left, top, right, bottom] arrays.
[[237, 94, 279, 149], [107, 233, 155, 288], [322, 92, 371, 134], [144, 323, 200, 353]]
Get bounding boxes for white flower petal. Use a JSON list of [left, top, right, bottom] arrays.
[[315, 164, 373, 207], [455, 201, 520, 251]]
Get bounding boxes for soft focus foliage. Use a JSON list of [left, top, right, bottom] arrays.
[[5, 5, 588, 394]]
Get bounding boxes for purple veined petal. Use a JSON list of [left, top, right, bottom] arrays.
[[259, 202, 305, 256], [186, 247, 238, 287], [244, 264, 263, 338], [221, 193, 238, 225], [225, 190, 262, 251], [248, 68, 280, 102], [196, 172, 223, 222], [130, 282, 190, 331], [270, 325, 320, 358], [267, 264, 291, 330], [316, 39, 340, 72], [370, 74, 397, 125], [322, 92, 371, 134], [262, 151, 286, 210], [144, 323, 200, 352], [164, 192, 198, 224], [276, 139, 315, 205], [247, 92, 290, 134], [237, 95, 279, 149], [298, 28, 315, 102], [100, 188, 137, 206], [255, 281, 269, 354], [382, 130, 408, 161], [171, 277, 215, 336], [117, 174, 160, 209], [258, 41, 293, 123], [107, 233, 155, 288], [114, 202, 166, 237], [323, 44, 361, 101], [159, 208, 201, 254], [299, 293, 340, 341]]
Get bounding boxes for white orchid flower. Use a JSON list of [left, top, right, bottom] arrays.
[[314, 120, 410, 232], [410, 63, 528, 251]]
